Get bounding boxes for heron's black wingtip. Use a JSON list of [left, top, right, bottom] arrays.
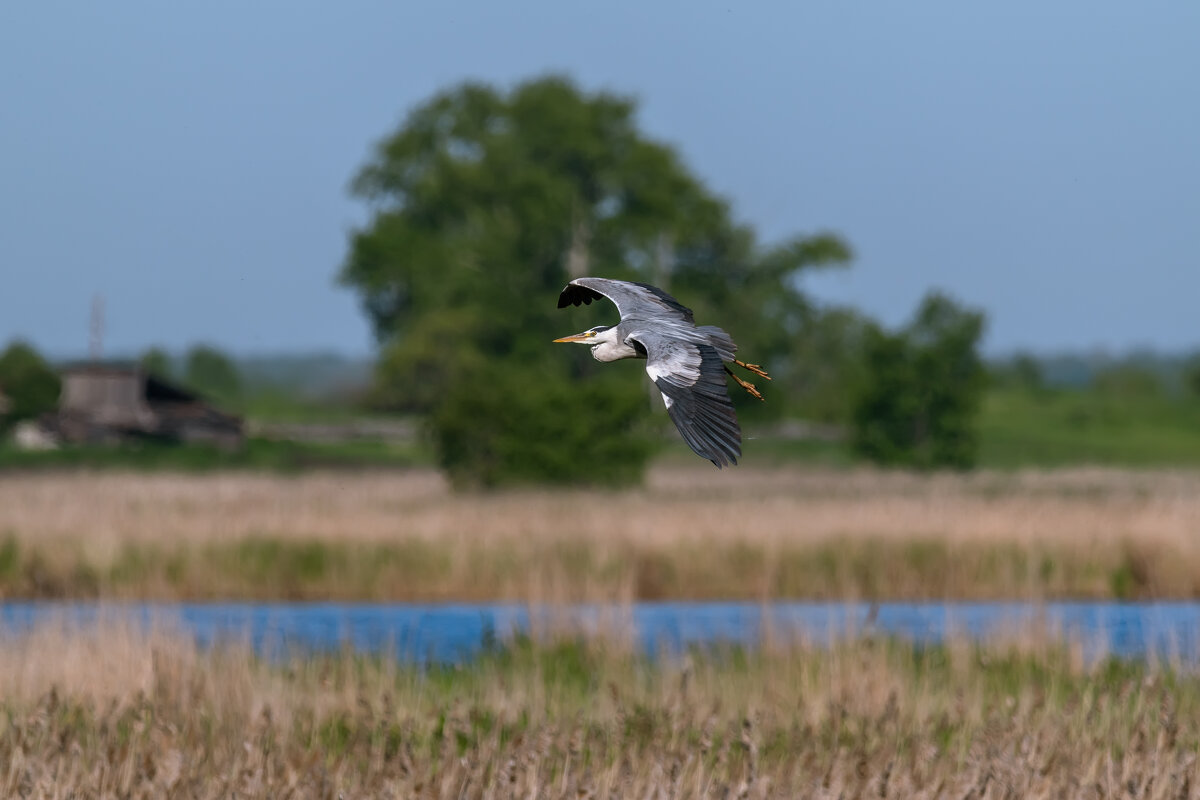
[[557, 283, 602, 309]]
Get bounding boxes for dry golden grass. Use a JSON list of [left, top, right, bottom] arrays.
[[1, 465, 1199, 600], [5, 464, 1199, 546], [0, 616, 1198, 798]]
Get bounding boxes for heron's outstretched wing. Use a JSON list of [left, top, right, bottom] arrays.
[[630, 331, 741, 468], [557, 277, 694, 324]]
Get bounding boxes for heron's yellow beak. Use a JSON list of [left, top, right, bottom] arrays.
[[552, 332, 591, 343]]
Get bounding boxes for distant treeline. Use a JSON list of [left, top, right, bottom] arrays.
[[993, 350, 1200, 395], [137, 349, 372, 402], [15, 347, 1191, 402]]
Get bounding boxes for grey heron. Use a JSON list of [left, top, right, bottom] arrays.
[[554, 277, 770, 468]]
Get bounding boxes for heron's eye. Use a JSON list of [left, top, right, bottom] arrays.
[[585, 331, 596, 338]]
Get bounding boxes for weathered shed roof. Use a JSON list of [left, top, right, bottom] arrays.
[[51, 362, 243, 447]]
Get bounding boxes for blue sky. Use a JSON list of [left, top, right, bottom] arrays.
[[1, 2, 1196, 358]]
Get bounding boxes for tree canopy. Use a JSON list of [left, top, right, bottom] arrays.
[[340, 76, 853, 485], [0, 341, 60, 429]]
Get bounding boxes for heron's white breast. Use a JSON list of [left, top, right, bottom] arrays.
[[590, 339, 639, 362]]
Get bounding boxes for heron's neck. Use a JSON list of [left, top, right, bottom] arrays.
[[590, 328, 639, 362]]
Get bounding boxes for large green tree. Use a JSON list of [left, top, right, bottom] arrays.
[[341, 75, 850, 485]]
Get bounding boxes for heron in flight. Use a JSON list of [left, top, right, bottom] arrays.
[[554, 277, 770, 468]]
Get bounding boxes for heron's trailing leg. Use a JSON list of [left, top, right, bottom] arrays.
[[725, 365, 765, 401], [733, 359, 771, 380]]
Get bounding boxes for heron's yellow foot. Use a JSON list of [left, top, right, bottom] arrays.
[[725, 368, 765, 401], [741, 380, 765, 401], [734, 359, 771, 380]]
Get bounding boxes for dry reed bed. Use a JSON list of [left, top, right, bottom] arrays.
[[0, 617, 1198, 798], [0, 466, 1199, 600]]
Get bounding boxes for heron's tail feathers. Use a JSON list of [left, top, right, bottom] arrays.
[[695, 325, 737, 361]]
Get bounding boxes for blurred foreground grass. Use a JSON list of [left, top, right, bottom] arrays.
[[0, 617, 1196, 797], [1, 466, 1198, 602]]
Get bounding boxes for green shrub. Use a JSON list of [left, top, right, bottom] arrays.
[[851, 292, 986, 469], [0, 341, 60, 429], [184, 345, 241, 402], [431, 364, 654, 488]]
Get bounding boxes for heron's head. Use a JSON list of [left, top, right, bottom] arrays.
[[552, 325, 614, 345]]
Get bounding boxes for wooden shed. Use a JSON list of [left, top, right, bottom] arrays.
[[49, 363, 243, 449]]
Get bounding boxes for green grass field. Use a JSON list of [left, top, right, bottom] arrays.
[[979, 388, 1200, 468], [4, 385, 1199, 473], [749, 387, 1200, 469]]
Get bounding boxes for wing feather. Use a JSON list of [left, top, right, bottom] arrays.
[[636, 335, 741, 468], [557, 277, 695, 324]]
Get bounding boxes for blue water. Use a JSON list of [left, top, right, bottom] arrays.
[[3, 601, 1200, 664]]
